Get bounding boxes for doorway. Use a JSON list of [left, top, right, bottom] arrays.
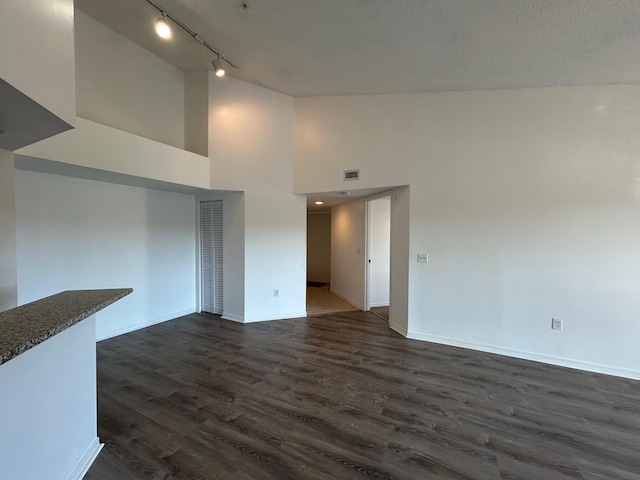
[[365, 196, 391, 321], [200, 200, 223, 314], [306, 208, 359, 316]]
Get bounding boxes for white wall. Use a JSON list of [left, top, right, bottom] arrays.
[[0, 0, 75, 125], [16, 118, 210, 190], [368, 197, 390, 307], [0, 317, 99, 480], [0, 150, 17, 312], [185, 70, 209, 156], [295, 85, 640, 379], [307, 213, 331, 283], [389, 186, 411, 336], [75, 10, 185, 149], [331, 200, 365, 309], [209, 76, 306, 322], [14, 169, 196, 339]]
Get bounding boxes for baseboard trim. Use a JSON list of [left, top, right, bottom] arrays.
[[222, 312, 244, 323], [67, 437, 103, 480], [329, 289, 363, 310], [369, 302, 389, 308], [407, 331, 640, 381], [243, 311, 308, 323], [97, 308, 195, 341], [389, 322, 408, 337]]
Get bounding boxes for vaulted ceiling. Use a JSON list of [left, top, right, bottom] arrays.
[[76, 0, 640, 97]]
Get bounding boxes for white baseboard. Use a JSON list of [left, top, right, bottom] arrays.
[[243, 311, 308, 323], [389, 322, 408, 337], [369, 302, 389, 308], [97, 308, 195, 341], [408, 331, 640, 381], [67, 437, 103, 480], [222, 312, 244, 323], [330, 289, 363, 310]]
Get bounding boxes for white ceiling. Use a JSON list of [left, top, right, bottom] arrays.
[[76, 0, 640, 97], [305, 187, 393, 212]]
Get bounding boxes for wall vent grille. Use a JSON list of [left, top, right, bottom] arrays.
[[344, 169, 360, 181]]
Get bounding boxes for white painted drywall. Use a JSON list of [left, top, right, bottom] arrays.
[[307, 213, 331, 283], [0, 0, 75, 125], [209, 76, 306, 322], [185, 70, 209, 156], [197, 191, 245, 321], [75, 10, 185, 149], [0, 316, 99, 480], [368, 197, 390, 307], [16, 118, 210, 190], [294, 85, 640, 379], [0, 150, 17, 312], [14, 169, 196, 339], [331, 200, 365, 310], [389, 186, 411, 336]]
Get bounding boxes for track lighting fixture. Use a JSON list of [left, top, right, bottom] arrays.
[[146, 0, 237, 75], [212, 57, 225, 77], [155, 13, 171, 39]]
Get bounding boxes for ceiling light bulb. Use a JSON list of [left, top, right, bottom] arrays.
[[315, 201, 324, 205], [155, 15, 171, 39], [212, 57, 225, 77]]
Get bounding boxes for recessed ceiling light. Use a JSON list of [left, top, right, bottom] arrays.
[[315, 201, 324, 205]]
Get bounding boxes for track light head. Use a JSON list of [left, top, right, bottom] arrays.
[[212, 57, 225, 77], [155, 14, 171, 39], [145, 0, 236, 70]]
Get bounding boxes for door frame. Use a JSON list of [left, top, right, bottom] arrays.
[[364, 191, 392, 312]]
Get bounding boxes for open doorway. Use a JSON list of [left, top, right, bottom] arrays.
[[365, 196, 391, 321], [306, 208, 359, 315], [302, 186, 408, 332]]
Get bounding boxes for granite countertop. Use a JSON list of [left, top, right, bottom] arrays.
[[0, 289, 132, 366]]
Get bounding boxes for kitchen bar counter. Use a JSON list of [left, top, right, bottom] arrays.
[[0, 288, 132, 480], [0, 288, 131, 365]]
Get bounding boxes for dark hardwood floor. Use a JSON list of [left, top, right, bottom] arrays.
[[85, 311, 640, 480], [370, 306, 389, 321]]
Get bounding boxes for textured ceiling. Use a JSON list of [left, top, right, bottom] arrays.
[[76, 0, 640, 96]]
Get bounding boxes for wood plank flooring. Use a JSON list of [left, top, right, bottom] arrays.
[[370, 306, 389, 321], [85, 311, 640, 479]]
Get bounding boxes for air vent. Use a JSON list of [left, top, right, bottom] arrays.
[[343, 169, 360, 181]]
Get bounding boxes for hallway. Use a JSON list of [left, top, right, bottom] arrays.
[[306, 282, 358, 316]]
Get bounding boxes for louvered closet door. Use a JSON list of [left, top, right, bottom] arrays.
[[201, 201, 223, 315]]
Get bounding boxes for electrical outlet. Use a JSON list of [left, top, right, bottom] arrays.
[[273, 289, 279, 297], [551, 318, 563, 331], [417, 253, 428, 263]]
